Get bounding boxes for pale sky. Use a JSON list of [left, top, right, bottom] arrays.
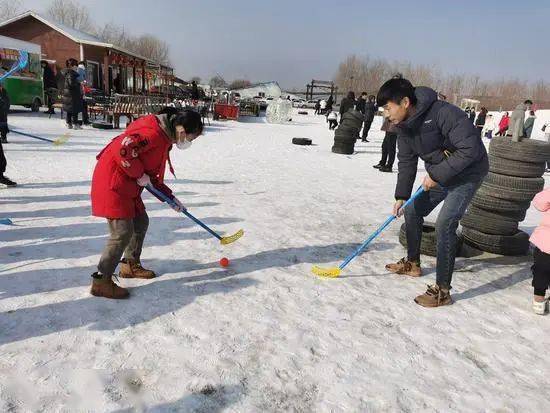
[[20, 0, 550, 89]]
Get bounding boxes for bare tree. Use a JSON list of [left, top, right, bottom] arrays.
[[190, 76, 201, 84], [228, 79, 251, 90], [131, 34, 170, 65], [0, 0, 23, 21], [46, 0, 93, 32], [209, 75, 227, 89]]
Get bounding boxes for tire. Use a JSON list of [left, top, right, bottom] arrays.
[[92, 121, 114, 130], [489, 154, 546, 178], [472, 186, 531, 212], [462, 228, 529, 256], [336, 124, 359, 134], [460, 211, 518, 235], [482, 172, 544, 202], [31, 98, 41, 112], [465, 204, 526, 222], [292, 137, 312, 146], [334, 130, 355, 141], [332, 144, 354, 155], [213, 113, 220, 120], [298, 111, 308, 115], [398, 222, 463, 257], [489, 136, 550, 164]]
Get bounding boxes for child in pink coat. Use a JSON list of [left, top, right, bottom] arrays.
[[530, 188, 550, 314]]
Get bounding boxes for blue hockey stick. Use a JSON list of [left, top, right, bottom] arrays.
[[145, 184, 244, 245], [312, 186, 425, 277]]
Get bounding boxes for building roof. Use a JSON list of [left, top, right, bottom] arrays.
[[0, 34, 40, 54], [0, 10, 154, 63]]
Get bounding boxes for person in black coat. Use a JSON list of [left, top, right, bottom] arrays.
[[326, 95, 334, 112], [62, 58, 83, 129], [361, 95, 377, 142], [339, 91, 356, 117], [0, 83, 15, 186], [41, 60, 57, 114], [468, 107, 476, 123], [355, 92, 367, 113], [191, 80, 199, 100], [377, 77, 488, 307]]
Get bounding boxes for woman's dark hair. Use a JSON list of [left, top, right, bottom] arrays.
[[480, 107, 488, 115], [65, 58, 78, 68], [530, 110, 535, 116], [347, 91, 355, 100], [376, 77, 417, 107], [158, 107, 203, 135]]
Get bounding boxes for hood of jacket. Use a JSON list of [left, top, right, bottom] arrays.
[[398, 86, 439, 132]]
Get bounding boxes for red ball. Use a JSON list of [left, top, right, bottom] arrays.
[[219, 257, 230, 267]]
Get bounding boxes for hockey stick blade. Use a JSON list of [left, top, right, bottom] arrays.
[[311, 266, 341, 278], [220, 229, 244, 245]]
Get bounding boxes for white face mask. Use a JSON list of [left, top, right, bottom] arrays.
[[176, 139, 192, 150]]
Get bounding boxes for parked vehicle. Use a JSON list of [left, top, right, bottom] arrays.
[[0, 35, 44, 111]]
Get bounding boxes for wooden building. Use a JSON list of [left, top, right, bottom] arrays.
[[0, 10, 173, 95]]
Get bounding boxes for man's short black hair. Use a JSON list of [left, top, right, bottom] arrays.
[[524, 99, 533, 105], [376, 77, 417, 107]]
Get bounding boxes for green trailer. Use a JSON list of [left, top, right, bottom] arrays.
[[0, 35, 43, 111]]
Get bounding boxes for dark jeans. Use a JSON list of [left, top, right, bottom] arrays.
[[45, 88, 57, 113], [81, 99, 89, 124], [361, 118, 374, 139], [328, 119, 338, 130], [380, 132, 397, 167], [0, 139, 6, 174], [403, 179, 483, 288], [532, 247, 550, 296], [66, 112, 78, 125], [98, 213, 149, 276]]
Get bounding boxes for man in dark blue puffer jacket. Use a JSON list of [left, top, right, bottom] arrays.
[[376, 77, 488, 307]]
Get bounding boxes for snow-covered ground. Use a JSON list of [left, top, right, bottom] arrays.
[[0, 108, 549, 412]]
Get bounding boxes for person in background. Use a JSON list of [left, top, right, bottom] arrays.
[[77, 61, 89, 125], [474, 107, 487, 138], [361, 95, 377, 142], [191, 80, 199, 100], [62, 58, 83, 129], [373, 117, 398, 172], [314, 100, 320, 115], [530, 188, 550, 315], [544, 122, 550, 172], [355, 92, 367, 114], [523, 110, 536, 138], [482, 113, 495, 139], [468, 107, 476, 123], [41, 60, 57, 115], [339, 91, 356, 117], [327, 110, 338, 130], [0, 83, 15, 186], [496, 112, 510, 136], [507, 99, 533, 140], [326, 95, 334, 113], [320, 98, 327, 114]]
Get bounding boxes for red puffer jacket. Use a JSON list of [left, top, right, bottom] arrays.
[[91, 115, 174, 219]]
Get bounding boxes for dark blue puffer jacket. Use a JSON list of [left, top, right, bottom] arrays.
[[394, 87, 488, 200]]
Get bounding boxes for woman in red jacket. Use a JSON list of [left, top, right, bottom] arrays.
[[496, 112, 510, 136], [90, 108, 203, 299]]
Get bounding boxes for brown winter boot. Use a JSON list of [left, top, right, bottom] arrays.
[[414, 284, 452, 308], [385, 257, 422, 277], [119, 258, 156, 279], [90, 273, 129, 299]]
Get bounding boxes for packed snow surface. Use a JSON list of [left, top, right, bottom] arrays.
[[0, 108, 549, 412]]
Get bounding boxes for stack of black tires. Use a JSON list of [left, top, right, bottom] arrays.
[[461, 137, 550, 255], [332, 109, 363, 155]]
